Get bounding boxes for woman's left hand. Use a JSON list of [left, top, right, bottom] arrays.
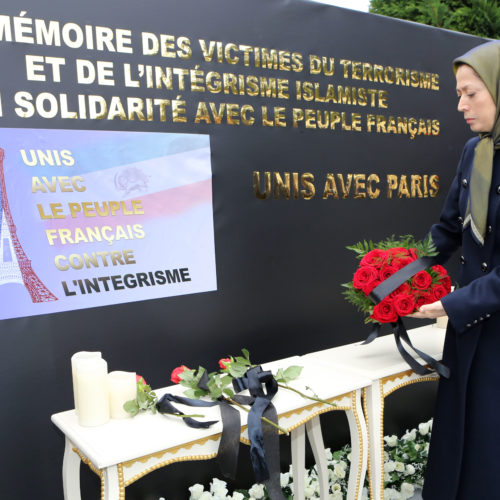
[[408, 300, 447, 319]]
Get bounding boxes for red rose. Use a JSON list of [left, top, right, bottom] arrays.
[[431, 284, 448, 301], [371, 297, 398, 323], [440, 275, 452, 292], [219, 358, 231, 370], [393, 293, 416, 316], [136, 374, 146, 385], [408, 248, 418, 259], [379, 264, 398, 281], [391, 255, 414, 270], [415, 292, 433, 309], [389, 282, 411, 298], [360, 249, 389, 269], [412, 270, 433, 290], [353, 266, 379, 290], [432, 265, 447, 277], [362, 279, 381, 295], [387, 247, 408, 259], [170, 365, 190, 384]]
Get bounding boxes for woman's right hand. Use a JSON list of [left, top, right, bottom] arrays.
[[408, 300, 446, 319]]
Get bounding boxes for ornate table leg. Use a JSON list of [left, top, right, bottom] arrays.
[[62, 437, 82, 500], [291, 424, 306, 500], [346, 389, 368, 500], [305, 416, 329, 499], [102, 464, 123, 500], [364, 380, 384, 500]]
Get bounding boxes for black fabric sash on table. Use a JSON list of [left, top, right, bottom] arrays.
[[157, 366, 286, 500], [232, 366, 287, 500], [157, 371, 241, 479]]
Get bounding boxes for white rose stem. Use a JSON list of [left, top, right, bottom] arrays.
[[108, 371, 137, 419], [71, 351, 102, 415], [75, 358, 110, 427]]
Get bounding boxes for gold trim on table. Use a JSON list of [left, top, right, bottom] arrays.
[[72, 447, 102, 478], [122, 434, 222, 469], [351, 390, 365, 500], [124, 452, 218, 487]]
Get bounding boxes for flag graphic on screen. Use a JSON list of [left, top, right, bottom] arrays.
[[0, 129, 216, 321]]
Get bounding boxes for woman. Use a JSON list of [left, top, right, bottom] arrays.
[[410, 40, 500, 499]]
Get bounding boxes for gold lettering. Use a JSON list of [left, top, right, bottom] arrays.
[[353, 174, 366, 199], [429, 175, 439, 197], [323, 173, 339, 199], [253, 171, 271, 199], [273, 172, 290, 199], [367, 174, 380, 199], [387, 174, 398, 199], [301, 173, 315, 200], [411, 175, 423, 198], [397, 175, 410, 198]]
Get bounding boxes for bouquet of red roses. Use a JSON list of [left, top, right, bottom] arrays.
[[342, 235, 452, 324]]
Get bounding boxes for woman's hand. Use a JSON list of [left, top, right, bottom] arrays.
[[408, 300, 447, 319]]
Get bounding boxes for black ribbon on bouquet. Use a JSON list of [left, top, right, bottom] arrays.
[[232, 366, 287, 500], [364, 256, 450, 379], [157, 371, 241, 479]]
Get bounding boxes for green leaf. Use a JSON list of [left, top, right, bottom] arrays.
[[241, 348, 250, 360], [210, 386, 223, 399], [234, 356, 252, 366], [223, 387, 235, 398], [123, 400, 139, 416], [137, 390, 148, 405], [228, 363, 248, 378], [184, 388, 199, 399], [282, 365, 303, 383], [346, 239, 375, 258], [220, 374, 234, 387], [178, 369, 198, 388], [274, 368, 285, 383]]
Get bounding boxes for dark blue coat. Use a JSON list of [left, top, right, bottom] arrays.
[[423, 137, 500, 499]]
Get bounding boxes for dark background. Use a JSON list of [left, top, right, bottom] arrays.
[[0, 0, 484, 498]]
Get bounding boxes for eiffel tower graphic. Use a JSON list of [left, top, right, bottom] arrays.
[[0, 147, 57, 302]]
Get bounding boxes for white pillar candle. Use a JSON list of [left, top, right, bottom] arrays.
[[108, 371, 137, 419], [71, 351, 102, 414], [75, 358, 110, 427]]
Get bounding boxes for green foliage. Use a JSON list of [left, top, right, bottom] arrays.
[[370, 0, 500, 38], [452, 0, 500, 39], [176, 349, 303, 403], [345, 239, 375, 259], [123, 382, 157, 416], [346, 234, 437, 259], [126, 350, 331, 425], [181, 367, 211, 400], [341, 282, 377, 323], [383, 422, 432, 490], [274, 365, 303, 384]]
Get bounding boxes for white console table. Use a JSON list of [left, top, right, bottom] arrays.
[[302, 323, 445, 500], [52, 357, 371, 500]]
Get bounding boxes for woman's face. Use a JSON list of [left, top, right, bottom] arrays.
[[456, 64, 497, 133]]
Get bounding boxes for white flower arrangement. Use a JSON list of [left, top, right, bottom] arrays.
[[180, 419, 432, 499]]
